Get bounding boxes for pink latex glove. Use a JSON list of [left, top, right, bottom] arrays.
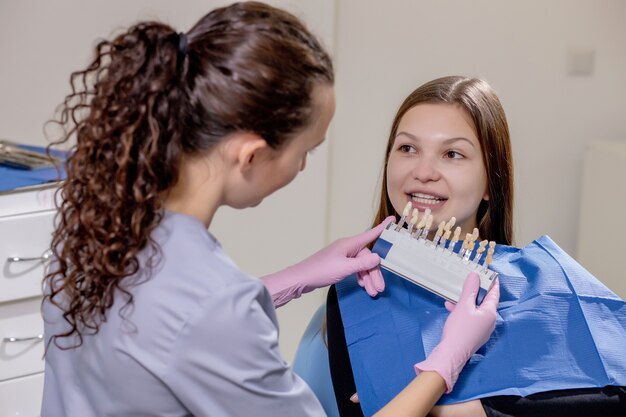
[[355, 247, 386, 297], [262, 216, 395, 307], [414, 272, 500, 393]]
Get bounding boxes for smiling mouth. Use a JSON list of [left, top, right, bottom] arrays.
[[409, 192, 447, 205]]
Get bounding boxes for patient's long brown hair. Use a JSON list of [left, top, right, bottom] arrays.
[[45, 1, 334, 348]]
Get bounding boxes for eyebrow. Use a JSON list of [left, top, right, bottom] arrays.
[[395, 131, 475, 148]]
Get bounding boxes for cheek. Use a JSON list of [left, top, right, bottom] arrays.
[[277, 168, 298, 190], [286, 158, 305, 185], [386, 157, 407, 190], [386, 158, 408, 211], [273, 153, 305, 188], [451, 165, 488, 201], [386, 163, 401, 196]]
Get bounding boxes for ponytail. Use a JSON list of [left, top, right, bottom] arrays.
[[45, 22, 187, 348]]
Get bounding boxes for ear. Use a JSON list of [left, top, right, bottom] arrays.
[[228, 132, 270, 173]]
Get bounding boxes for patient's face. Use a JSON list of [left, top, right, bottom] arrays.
[[386, 103, 488, 237]]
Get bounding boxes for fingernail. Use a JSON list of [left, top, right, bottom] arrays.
[[349, 393, 358, 403]]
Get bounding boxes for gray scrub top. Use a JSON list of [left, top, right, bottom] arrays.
[[41, 211, 326, 417]]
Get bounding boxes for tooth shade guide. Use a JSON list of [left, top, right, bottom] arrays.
[[373, 222, 499, 303]]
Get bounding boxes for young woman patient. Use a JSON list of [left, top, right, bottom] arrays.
[[295, 75, 626, 417]]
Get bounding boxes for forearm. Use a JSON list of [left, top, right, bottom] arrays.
[[373, 371, 446, 417]]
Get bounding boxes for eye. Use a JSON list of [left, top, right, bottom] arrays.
[[398, 144, 417, 154], [445, 150, 464, 159]]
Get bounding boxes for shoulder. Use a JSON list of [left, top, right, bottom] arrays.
[[147, 211, 257, 294], [177, 278, 277, 346]]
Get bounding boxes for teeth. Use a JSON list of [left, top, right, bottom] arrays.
[[411, 193, 443, 205]]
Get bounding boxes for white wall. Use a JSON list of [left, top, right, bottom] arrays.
[[329, 0, 626, 260], [578, 140, 626, 299]]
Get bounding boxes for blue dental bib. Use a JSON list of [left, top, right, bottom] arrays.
[[336, 235, 626, 416]]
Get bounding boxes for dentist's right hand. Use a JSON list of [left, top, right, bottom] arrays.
[[414, 272, 500, 393]]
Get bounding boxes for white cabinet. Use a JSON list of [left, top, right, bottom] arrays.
[[0, 184, 58, 417], [577, 140, 626, 300], [0, 372, 45, 417]]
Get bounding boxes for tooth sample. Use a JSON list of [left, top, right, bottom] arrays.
[[439, 228, 452, 250], [473, 240, 489, 264], [449, 226, 462, 253], [407, 208, 420, 235], [432, 221, 446, 246], [483, 241, 496, 271], [395, 201, 413, 231]]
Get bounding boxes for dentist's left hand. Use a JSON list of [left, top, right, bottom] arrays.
[[262, 216, 395, 307]]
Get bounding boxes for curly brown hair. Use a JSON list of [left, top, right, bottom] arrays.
[[44, 1, 334, 349]]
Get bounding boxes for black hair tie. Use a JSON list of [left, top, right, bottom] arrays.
[[177, 32, 188, 69]]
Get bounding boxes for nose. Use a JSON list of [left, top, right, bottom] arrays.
[[411, 156, 440, 182]]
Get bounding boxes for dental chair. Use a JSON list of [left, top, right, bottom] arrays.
[[292, 303, 340, 417]]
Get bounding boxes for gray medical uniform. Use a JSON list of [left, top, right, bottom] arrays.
[[41, 211, 325, 417]]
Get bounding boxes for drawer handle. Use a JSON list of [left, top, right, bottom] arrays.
[[7, 249, 52, 264], [3, 334, 44, 343]]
